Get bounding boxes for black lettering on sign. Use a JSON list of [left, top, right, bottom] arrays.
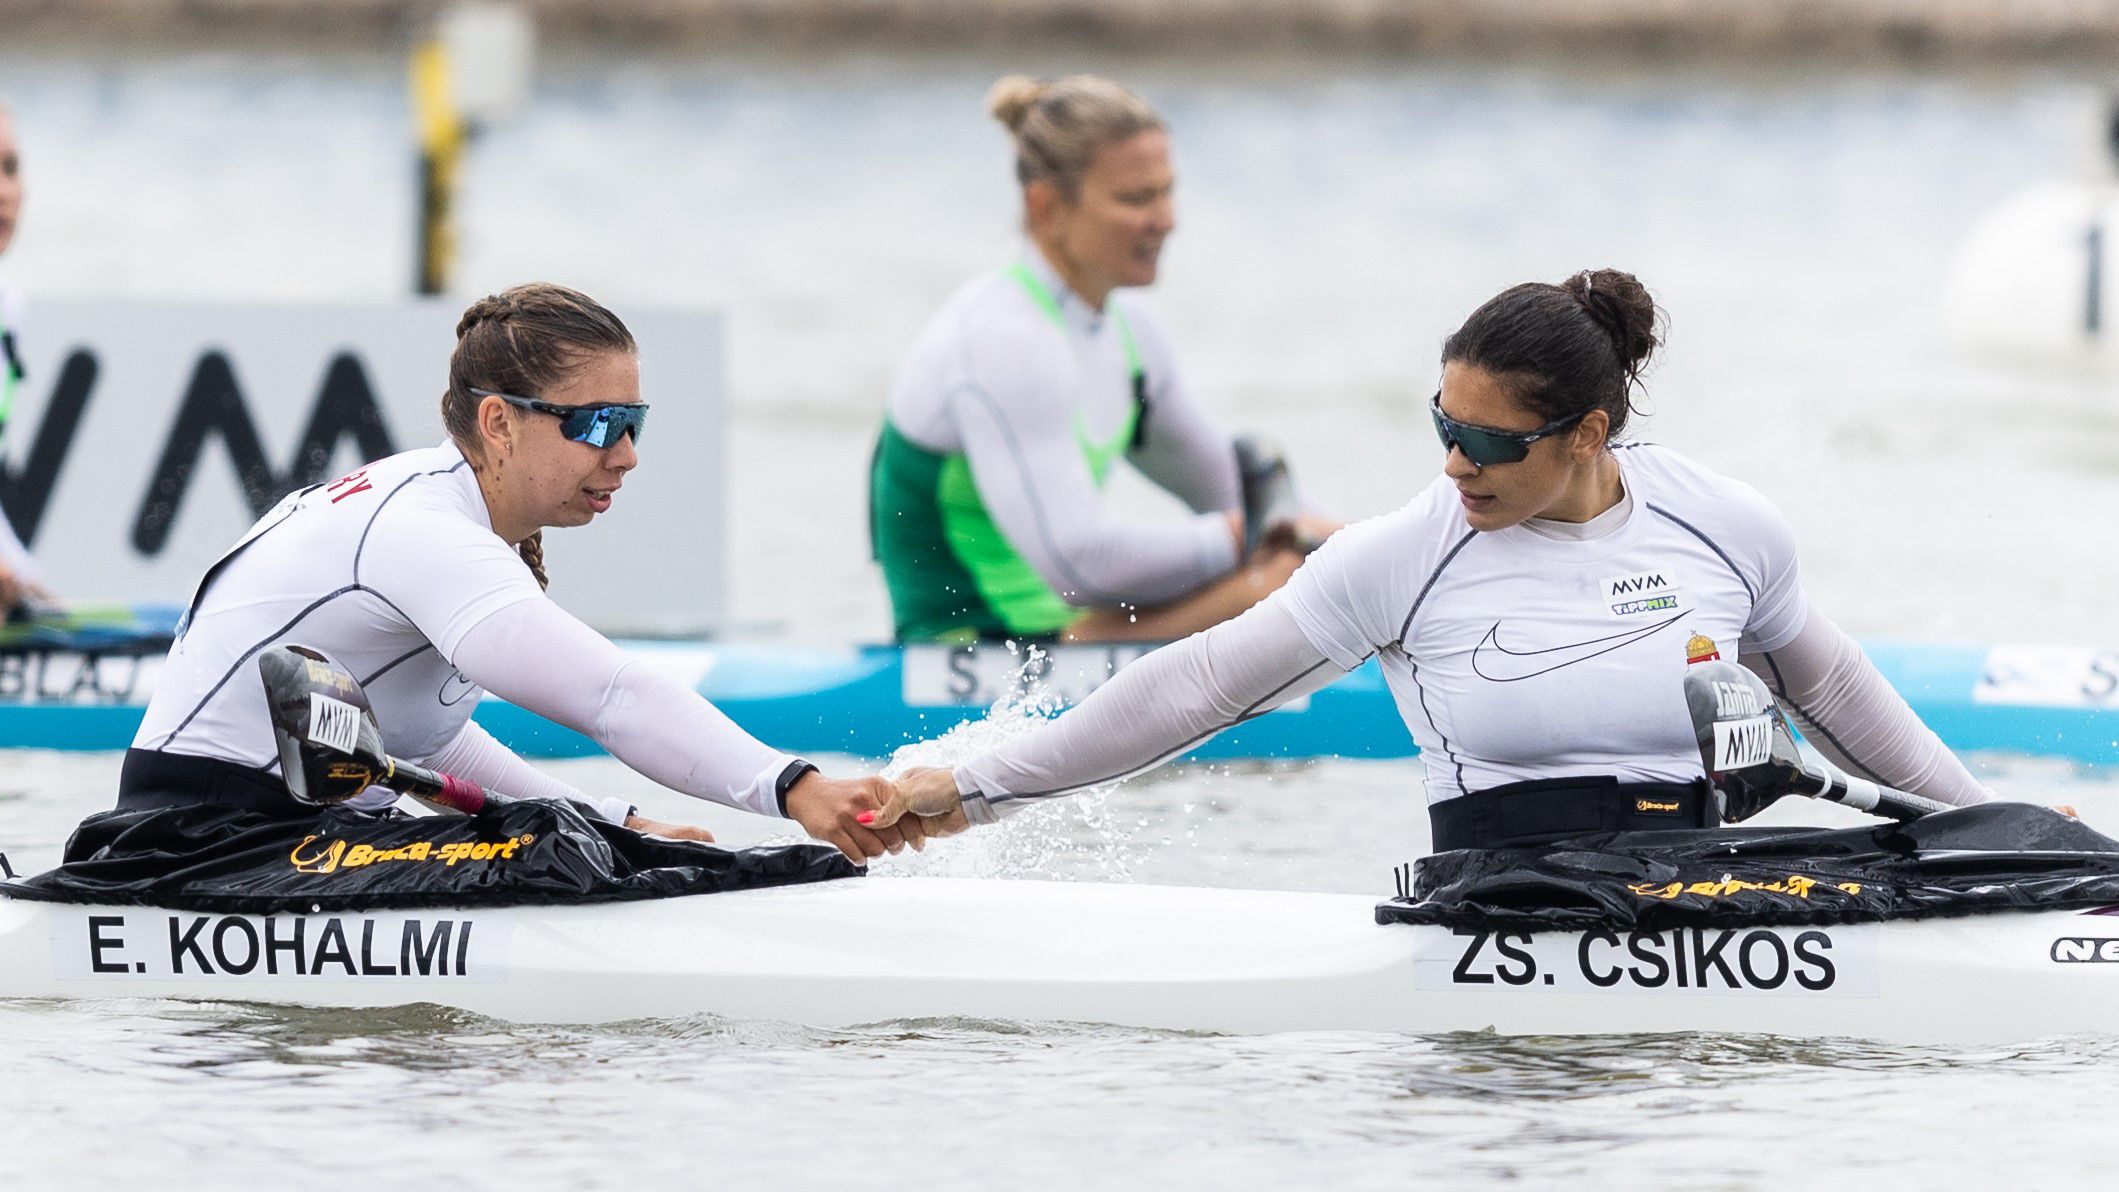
[[359, 920, 399, 976], [169, 916, 212, 975], [312, 918, 357, 976], [131, 352, 397, 555], [1627, 931, 1670, 987], [945, 647, 979, 701], [108, 655, 147, 704], [1792, 930, 1836, 990], [1491, 932, 1538, 986], [264, 916, 306, 976], [32, 654, 68, 701], [1450, 928, 1495, 985], [212, 917, 260, 976], [1693, 928, 1739, 989], [1578, 929, 1623, 987], [2051, 937, 2119, 963], [88, 915, 128, 974], [402, 919, 454, 977], [1737, 930, 1789, 989], [2085, 652, 2119, 703], [0, 350, 98, 547], [65, 654, 109, 702]]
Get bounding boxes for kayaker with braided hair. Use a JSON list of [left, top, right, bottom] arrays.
[[123, 283, 913, 865], [873, 269, 1996, 849]]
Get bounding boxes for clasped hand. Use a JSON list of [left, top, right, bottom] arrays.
[[863, 767, 971, 839], [619, 768, 973, 867], [782, 768, 968, 864]]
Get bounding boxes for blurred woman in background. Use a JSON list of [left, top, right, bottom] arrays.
[[870, 75, 1336, 645], [0, 101, 54, 614]]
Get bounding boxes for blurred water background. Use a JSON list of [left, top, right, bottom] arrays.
[[5, 18, 2119, 1190]]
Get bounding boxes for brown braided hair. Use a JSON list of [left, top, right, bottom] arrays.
[[443, 283, 635, 588]]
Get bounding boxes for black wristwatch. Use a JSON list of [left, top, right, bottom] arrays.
[[774, 760, 819, 817]]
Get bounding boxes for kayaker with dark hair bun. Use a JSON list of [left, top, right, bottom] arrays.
[[122, 283, 912, 865], [873, 269, 1995, 849], [871, 74, 1337, 645]]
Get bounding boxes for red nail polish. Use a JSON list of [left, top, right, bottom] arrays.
[[856, 811, 876, 825]]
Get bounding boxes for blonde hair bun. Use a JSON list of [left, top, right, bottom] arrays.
[[986, 74, 1046, 132], [990, 74, 1162, 195]]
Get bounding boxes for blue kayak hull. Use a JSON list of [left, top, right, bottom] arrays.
[[1, 612, 2113, 764]]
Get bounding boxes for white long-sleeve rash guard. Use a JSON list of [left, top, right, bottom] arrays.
[[953, 448, 1993, 825], [443, 597, 801, 819], [950, 598, 1992, 824], [887, 252, 1241, 608], [135, 443, 804, 825]]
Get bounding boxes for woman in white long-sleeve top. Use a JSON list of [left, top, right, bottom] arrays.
[[871, 74, 1335, 645], [870, 269, 1994, 851], [124, 284, 915, 865]]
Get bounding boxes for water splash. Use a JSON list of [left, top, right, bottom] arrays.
[[877, 643, 1143, 883]]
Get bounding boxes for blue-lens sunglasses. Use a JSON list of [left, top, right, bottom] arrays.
[[1429, 391, 1587, 468], [472, 387, 649, 448]]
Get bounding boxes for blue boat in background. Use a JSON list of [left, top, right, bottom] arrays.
[[1, 604, 2112, 765]]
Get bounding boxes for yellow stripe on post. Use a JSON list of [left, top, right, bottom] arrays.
[[410, 38, 466, 296]]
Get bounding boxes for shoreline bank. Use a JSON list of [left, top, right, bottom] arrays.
[[4, 0, 2119, 63]]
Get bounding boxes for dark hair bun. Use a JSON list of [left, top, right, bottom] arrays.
[[1563, 268, 1660, 375]]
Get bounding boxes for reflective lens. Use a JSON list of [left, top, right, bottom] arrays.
[[557, 403, 648, 448], [1429, 392, 1584, 467], [476, 388, 649, 448]]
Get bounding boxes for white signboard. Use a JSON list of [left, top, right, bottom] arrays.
[[2, 300, 724, 635], [899, 642, 1310, 712], [1974, 645, 2119, 709]]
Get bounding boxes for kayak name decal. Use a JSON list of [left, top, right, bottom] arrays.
[[902, 643, 1158, 707], [289, 833, 535, 875], [61, 910, 506, 982], [1629, 874, 1864, 901], [2050, 937, 2119, 963], [1416, 924, 1882, 997], [0, 649, 157, 705]]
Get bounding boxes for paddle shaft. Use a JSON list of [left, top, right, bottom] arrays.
[[375, 754, 513, 816], [1792, 760, 1953, 822]]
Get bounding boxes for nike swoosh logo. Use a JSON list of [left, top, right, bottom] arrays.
[[1469, 611, 1689, 683], [438, 670, 479, 707]]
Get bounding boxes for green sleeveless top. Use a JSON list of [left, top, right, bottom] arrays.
[[0, 307, 21, 439], [871, 263, 1146, 643]]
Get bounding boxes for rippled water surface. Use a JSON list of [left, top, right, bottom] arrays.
[[12, 998, 2119, 1189], [4, 40, 2119, 1191]]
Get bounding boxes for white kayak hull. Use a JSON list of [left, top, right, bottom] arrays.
[[3, 877, 2114, 1043]]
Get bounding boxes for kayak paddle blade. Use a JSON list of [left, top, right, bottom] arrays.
[[258, 644, 390, 806], [1683, 658, 1807, 822], [1234, 433, 1300, 558]]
